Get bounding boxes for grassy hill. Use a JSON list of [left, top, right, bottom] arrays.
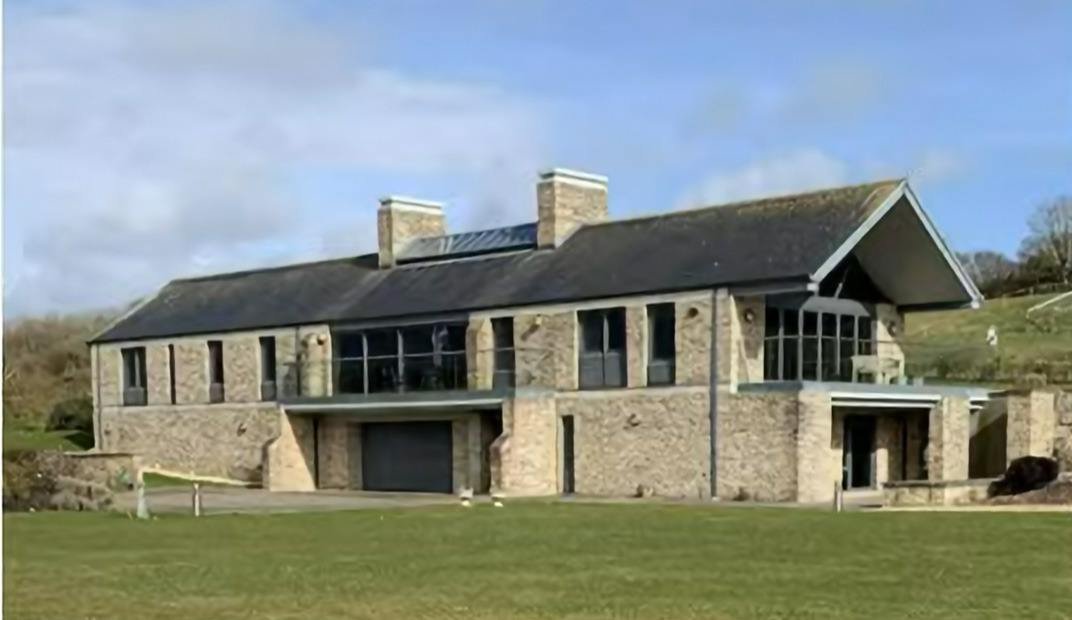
[[904, 293, 1072, 386]]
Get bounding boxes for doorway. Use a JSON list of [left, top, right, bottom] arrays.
[[843, 414, 876, 490]]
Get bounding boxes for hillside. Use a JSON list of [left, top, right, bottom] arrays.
[[904, 293, 1072, 386]]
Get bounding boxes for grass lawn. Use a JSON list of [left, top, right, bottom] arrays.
[[4, 504, 1071, 620]]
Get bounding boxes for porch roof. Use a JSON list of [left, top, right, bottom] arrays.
[[279, 387, 551, 415], [739, 381, 994, 410]]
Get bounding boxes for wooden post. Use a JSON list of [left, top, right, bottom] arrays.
[[192, 483, 202, 517], [833, 480, 843, 513]]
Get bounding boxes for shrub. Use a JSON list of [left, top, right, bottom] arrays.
[[0, 449, 110, 512]]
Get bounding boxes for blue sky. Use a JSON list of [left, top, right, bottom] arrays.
[[3, 0, 1071, 316]]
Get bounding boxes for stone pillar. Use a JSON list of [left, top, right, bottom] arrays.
[[625, 306, 647, 388], [713, 289, 737, 389], [493, 397, 557, 496], [452, 418, 470, 494], [301, 333, 329, 397], [265, 412, 316, 492], [875, 414, 903, 485], [317, 417, 351, 489], [348, 423, 363, 489], [927, 397, 969, 481], [466, 317, 494, 390], [1006, 390, 1057, 464], [796, 391, 834, 503]]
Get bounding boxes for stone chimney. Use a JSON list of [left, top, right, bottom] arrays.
[[536, 168, 608, 248], [377, 196, 446, 268]]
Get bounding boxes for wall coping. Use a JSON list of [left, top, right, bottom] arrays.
[[884, 478, 996, 489]]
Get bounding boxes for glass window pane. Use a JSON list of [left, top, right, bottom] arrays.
[[337, 332, 364, 359], [605, 308, 626, 351], [763, 338, 781, 380], [820, 337, 837, 380], [839, 315, 856, 340], [579, 311, 604, 353], [337, 359, 365, 394], [765, 306, 781, 337], [857, 318, 874, 355], [784, 310, 799, 336], [801, 337, 819, 380], [783, 339, 799, 380], [365, 329, 398, 357], [821, 313, 837, 338], [802, 311, 818, 337], [649, 304, 675, 361], [840, 339, 856, 381], [366, 357, 399, 393], [492, 318, 514, 349], [401, 326, 435, 355]]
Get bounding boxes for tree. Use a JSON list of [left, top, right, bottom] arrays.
[[1019, 195, 1072, 286], [957, 250, 1019, 296]]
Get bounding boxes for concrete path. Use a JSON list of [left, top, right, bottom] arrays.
[[113, 486, 457, 516]]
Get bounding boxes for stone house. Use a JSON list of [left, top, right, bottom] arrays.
[[88, 168, 988, 502]]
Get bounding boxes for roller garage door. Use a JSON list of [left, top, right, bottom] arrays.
[[361, 421, 453, 493]]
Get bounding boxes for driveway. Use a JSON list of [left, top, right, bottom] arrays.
[[112, 486, 457, 516]]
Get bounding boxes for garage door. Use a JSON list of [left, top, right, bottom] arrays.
[[361, 421, 453, 493]]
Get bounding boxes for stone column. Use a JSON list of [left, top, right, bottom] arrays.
[[265, 411, 316, 492], [795, 391, 834, 503], [874, 414, 903, 485], [1006, 390, 1057, 464], [927, 397, 969, 481], [317, 418, 351, 489], [625, 306, 647, 388], [466, 317, 494, 390]]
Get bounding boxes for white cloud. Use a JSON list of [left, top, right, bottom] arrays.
[[680, 147, 969, 208], [2, 0, 547, 317], [679, 149, 850, 206], [776, 60, 885, 124]]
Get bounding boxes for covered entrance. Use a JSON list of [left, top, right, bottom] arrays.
[[842, 414, 876, 489], [362, 421, 453, 493]]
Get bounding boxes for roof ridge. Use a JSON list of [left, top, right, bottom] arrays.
[[580, 177, 906, 231], [170, 253, 376, 285]]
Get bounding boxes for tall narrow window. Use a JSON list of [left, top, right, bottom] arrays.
[[647, 303, 675, 386], [259, 336, 277, 401], [167, 344, 177, 404], [491, 317, 515, 388], [207, 340, 225, 403], [121, 347, 147, 406], [578, 307, 627, 389]]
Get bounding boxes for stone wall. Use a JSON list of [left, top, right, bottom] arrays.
[[536, 171, 607, 248], [494, 397, 558, 496], [514, 311, 575, 390], [927, 396, 970, 481], [98, 403, 282, 482], [266, 412, 316, 492], [93, 324, 329, 410], [63, 452, 142, 490], [676, 295, 714, 387], [557, 388, 710, 498], [795, 391, 834, 502], [1056, 392, 1072, 472], [716, 391, 800, 502]]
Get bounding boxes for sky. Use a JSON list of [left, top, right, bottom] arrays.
[[3, 0, 1071, 318]]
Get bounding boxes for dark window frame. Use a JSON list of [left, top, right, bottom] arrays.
[[646, 303, 676, 386], [207, 340, 225, 403], [577, 307, 627, 390], [491, 317, 515, 389], [167, 344, 176, 405], [762, 296, 876, 383], [331, 322, 469, 396], [121, 346, 148, 407], [259, 336, 277, 401]]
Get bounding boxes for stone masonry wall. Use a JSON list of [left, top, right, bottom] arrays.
[[676, 294, 714, 387], [714, 291, 764, 387], [266, 412, 316, 492], [536, 176, 607, 248], [716, 391, 800, 501], [1056, 392, 1072, 472], [514, 311, 575, 390], [98, 403, 281, 482], [557, 389, 711, 498], [927, 396, 970, 481], [625, 306, 646, 388], [493, 397, 558, 496], [376, 204, 445, 267], [795, 391, 834, 502]]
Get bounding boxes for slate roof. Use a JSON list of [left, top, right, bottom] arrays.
[[91, 179, 903, 343]]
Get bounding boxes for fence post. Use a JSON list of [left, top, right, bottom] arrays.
[[135, 471, 149, 520], [192, 482, 202, 517], [833, 480, 843, 513]]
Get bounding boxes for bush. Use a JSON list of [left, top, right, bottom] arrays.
[[1, 449, 110, 512], [45, 395, 93, 434]]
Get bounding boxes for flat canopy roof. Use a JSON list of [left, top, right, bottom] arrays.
[[740, 381, 993, 410]]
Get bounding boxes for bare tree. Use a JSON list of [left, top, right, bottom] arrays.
[[957, 250, 1018, 292], [1019, 195, 1072, 285]]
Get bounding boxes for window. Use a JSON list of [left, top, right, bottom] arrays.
[[491, 317, 515, 388], [208, 340, 225, 403], [121, 347, 147, 406], [647, 303, 675, 386], [167, 344, 177, 404], [763, 297, 875, 382], [328, 322, 469, 396], [578, 307, 627, 389], [259, 337, 277, 401]]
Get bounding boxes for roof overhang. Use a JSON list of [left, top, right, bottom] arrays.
[[741, 381, 993, 411], [810, 181, 983, 310]]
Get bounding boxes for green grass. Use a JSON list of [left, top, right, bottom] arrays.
[[904, 292, 1072, 385], [1, 426, 92, 452], [4, 504, 1072, 620]]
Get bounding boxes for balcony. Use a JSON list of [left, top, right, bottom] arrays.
[[276, 346, 553, 410]]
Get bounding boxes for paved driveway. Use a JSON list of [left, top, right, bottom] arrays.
[[112, 486, 457, 516]]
